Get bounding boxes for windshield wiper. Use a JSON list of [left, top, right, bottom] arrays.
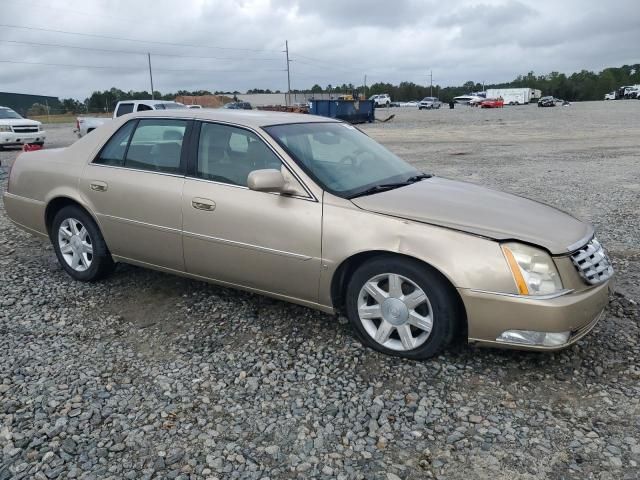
[[348, 183, 410, 199], [406, 173, 432, 182], [348, 173, 433, 199]]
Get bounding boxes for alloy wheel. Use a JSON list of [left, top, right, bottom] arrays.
[[357, 273, 433, 351], [58, 218, 93, 272]]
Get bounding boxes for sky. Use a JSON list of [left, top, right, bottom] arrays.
[[0, 0, 639, 100]]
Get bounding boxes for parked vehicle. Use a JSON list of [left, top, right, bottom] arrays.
[[485, 88, 540, 105], [399, 100, 419, 107], [369, 94, 391, 107], [625, 88, 639, 99], [538, 96, 557, 107], [0, 106, 46, 149], [75, 100, 186, 137], [418, 97, 442, 110], [604, 91, 617, 100], [480, 98, 504, 108], [4, 109, 613, 359], [223, 102, 252, 110], [621, 85, 640, 98], [453, 91, 486, 105]]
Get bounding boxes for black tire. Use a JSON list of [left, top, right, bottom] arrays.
[[345, 256, 462, 360], [51, 205, 115, 282]]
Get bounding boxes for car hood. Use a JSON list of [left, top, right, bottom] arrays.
[[350, 177, 592, 255], [0, 118, 41, 126]]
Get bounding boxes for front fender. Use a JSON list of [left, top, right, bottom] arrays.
[[319, 195, 517, 308]]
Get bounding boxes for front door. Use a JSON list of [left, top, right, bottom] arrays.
[[182, 121, 322, 303], [80, 118, 189, 271]]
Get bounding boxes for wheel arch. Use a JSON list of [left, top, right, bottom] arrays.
[[44, 196, 100, 238], [330, 250, 468, 337]]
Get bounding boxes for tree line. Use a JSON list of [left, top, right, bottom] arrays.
[[60, 64, 640, 113]]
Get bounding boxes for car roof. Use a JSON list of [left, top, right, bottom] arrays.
[[120, 100, 179, 105], [129, 108, 340, 128]]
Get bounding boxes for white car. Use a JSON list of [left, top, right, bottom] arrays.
[[0, 106, 46, 149], [604, 92, 616, 100], [369, 94, 391, 107]]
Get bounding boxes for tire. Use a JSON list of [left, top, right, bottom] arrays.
[[345, 256, 461, 360], [51, 205, 115, 282]]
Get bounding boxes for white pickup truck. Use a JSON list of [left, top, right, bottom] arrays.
[[75, 100, 186, 137]]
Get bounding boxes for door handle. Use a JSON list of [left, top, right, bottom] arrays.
[[192, 197, 216, 211], [90, 181, 108, 192]]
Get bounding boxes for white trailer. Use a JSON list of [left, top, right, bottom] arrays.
[[485, 88, 540, 105]]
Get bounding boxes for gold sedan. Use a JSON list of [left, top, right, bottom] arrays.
[[3, 110, 613, 359]]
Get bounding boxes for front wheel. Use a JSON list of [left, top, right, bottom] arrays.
[[51, 205, 115, 282], [345, 256, 461, 359]]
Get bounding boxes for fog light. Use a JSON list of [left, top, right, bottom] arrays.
[[496, 330, 570, 347]]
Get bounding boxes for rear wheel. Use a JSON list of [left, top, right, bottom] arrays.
[[51, 205, 115, 282], [345, 256, 461, 359]]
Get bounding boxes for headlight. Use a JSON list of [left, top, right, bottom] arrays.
[[501, 242, 563, 295], [0, 125, 12, 132]]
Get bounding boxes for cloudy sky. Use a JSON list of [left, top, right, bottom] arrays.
[[1, 0, 638, 99]]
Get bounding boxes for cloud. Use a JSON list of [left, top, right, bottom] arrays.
[[0, 0, 637, 99]]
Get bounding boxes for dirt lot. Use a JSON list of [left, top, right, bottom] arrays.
[[1, 101, 639, 480]]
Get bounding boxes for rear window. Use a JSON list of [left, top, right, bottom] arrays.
[[115, 103, 134, 117], [94, 121, 136, 166], [124, 119, 187, 174]]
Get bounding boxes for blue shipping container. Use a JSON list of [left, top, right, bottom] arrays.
[[309, 99, 375, 124]]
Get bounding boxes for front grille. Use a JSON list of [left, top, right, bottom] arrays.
[[570, 237, 614, 285], [12, 126, 39, 133]]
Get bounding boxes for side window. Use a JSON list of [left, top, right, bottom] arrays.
[[137, 103, 153, 112], [115, 103, 134, 117], [94, 121, 136, 166], [196, 123, 282, 187], [124, 119, 187, 174]]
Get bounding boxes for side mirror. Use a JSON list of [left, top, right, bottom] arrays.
[[247, 169, 287, 193]]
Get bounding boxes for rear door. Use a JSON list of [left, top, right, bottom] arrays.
[[80, 118, 191, 271]]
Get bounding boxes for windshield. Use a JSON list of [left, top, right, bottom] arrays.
[[0, 108, 22, 119], [264, 122, 418, 198]]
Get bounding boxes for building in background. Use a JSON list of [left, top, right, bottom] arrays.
[[0, 92, 61, 116]]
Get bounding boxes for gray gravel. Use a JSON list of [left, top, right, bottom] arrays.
[[1, 102, 639, 479]]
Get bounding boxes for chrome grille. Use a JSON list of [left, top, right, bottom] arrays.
[[12, 125, 39, 133], [570, 237, 614, 285]]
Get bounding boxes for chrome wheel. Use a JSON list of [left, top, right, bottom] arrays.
[[58, 218, 93, 272], [357, 273, 433, 351]]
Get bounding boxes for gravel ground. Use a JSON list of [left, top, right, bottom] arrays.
[[1, 102, 639, 480]]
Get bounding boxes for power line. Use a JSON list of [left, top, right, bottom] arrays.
[[0, 23, 282, 54], [0, 59, 285, 73], [0, 40, 283, 62]]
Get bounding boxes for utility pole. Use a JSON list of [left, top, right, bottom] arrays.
[[429, 70, 433, 97], [363, 74, 367, 99], [148, 53, 155, 100], [284, 41, 291, 106]]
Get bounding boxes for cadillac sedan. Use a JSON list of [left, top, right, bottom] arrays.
[[3, 110, 613, 359]]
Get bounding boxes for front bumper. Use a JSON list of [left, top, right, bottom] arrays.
[[460, 280, 611, 351], [1, 131, 46, 146]]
